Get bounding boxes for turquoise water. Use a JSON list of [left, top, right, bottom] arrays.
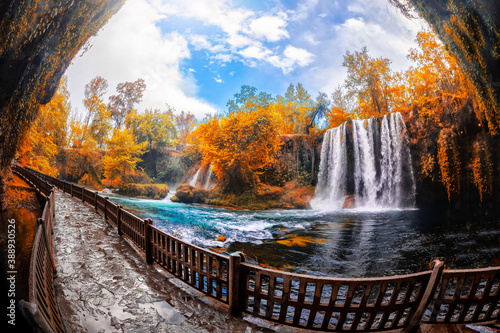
[[105, 193, 500, 278]]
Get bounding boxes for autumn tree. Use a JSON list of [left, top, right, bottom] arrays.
[[175, 110, 197, 148], [103, 128, 148, 184], [81, 76, 112, 147], [326, 86, 351, 128], [15, 77, 71, 176], [64, 137, 104, 188], [108, 78, 147, 128], [405, 30, 469, 113], [343, 47, 394, 118], [196, 103, 281, 194], [126, 108, 177, 178], [275, 83, 314, 134], [391, 0, 500, 133]]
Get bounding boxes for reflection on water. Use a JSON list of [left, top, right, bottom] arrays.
[[107, 193, 500, 278]]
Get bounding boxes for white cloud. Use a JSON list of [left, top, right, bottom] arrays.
[[304, 33, 319, 45], [238, 44, 272, 60], [268, 45, 315, 74], [289, 0, 319, 21], [65, 0, 218, 118], [214, 74, 223, 83], [189, 34, 212, 50], [284, 45, 315, 66], [248, 14, 289, 42]]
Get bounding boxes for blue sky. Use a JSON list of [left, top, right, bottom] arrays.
[[65, 0, 427, 118]]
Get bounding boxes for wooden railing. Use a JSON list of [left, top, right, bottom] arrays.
[[12, 165, 65, 333], [19, 166, 500, 332]]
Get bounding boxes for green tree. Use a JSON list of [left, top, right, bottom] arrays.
[[226, 85, 273, 115], [276, 83, 314, 134], [126, 108, 177, 178]]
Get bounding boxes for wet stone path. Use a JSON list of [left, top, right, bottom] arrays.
[[53, 190, 272, 333]]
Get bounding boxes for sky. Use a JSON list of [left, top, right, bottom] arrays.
[[65, 0, 428, 119]]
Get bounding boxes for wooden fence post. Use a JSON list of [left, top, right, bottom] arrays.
[[117, 205, 123, 235], [70, 183, 73, 196], [228, 251, 245, 316], [104, 197, 108, 220], [94, 191, 98, 210], [145, 219, 153, 264], [81, 187, 85, 203], [405, 260, 444, 332]]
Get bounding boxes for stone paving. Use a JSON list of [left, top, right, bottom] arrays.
[[52, 190, 272, 333]]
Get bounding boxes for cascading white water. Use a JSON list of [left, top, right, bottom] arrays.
[[204, 168, 213, 190], [189, 169, 200, 187], [311, 112, 416, 210], [313, 123, 348, 209]]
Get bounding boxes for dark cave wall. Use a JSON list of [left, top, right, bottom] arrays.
[[0, 0, 124, 210]]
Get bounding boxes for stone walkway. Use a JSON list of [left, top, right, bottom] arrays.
[[53, 190, 272, 333]]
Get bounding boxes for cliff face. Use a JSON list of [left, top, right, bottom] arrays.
[[260, 133, 323, 187], [403, 0, 500, 133], [0, 0, 123, 210], [402, 96, 500, 209]]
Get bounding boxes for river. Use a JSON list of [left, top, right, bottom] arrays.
[[104, 193, 500, 278]]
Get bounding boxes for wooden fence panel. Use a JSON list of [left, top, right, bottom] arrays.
[[119, 209, 146, 250], [106, 201, 119, 228], [28, 213, 64, 332], [96, 195, 106, 215], [422, 267, 500, 324], [239, 263, 435, 331], [150, 226, 230, 304]]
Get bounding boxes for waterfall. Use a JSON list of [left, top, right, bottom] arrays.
[[314, 123, 347, 208], [204, 168, 213, 190], [189, 169, 200, 187], [311, 112, 416, 210]]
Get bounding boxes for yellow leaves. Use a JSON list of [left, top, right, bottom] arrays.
[[126, 108, 177, 149], [175, 111, 196, 148], [103, 128, 147, 181]]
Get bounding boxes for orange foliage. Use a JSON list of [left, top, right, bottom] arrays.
[[437, 129, 461, 201], [472, 136, 493, 202], [195, 103, 281, 193], [15, 77, 70, 176]]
